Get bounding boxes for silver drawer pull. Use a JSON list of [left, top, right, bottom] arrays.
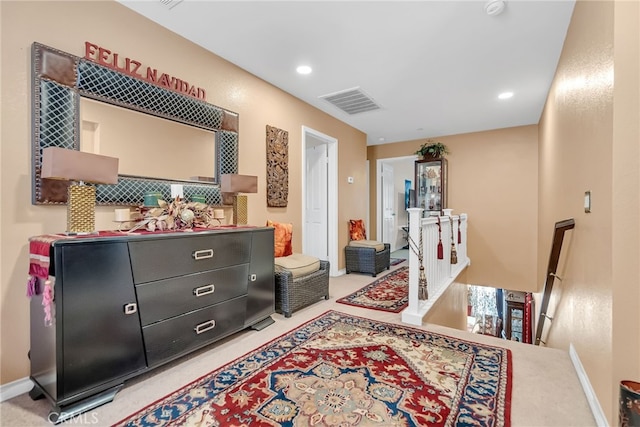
[[123, 303, 137, 315], [193, 284, 215, 297], [250, 274, 257, 282], [192, 249, 214, 260], [194, 319, 216, 335]]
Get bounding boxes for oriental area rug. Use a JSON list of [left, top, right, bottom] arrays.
[[337, 266, 409, 312], [115, 310, 512, 427]]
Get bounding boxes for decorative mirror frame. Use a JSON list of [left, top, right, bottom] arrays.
[[32, 42, 239, 206]]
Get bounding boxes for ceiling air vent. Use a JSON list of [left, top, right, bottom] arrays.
[[319, 87, 381, 115], [159, 0, 183, 10]]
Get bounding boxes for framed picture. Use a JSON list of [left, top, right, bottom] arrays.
[[404, 179, 412, 210]]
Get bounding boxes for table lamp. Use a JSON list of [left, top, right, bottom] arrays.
[[41, 147, 119, 234], [220, 174, 258, 225]]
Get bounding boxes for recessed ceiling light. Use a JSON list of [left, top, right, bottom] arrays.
[[498, 91, 514, 100], [296, 65, 312, 75], [379, 137, 385, 142]]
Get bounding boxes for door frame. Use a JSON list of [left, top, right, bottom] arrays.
[[302, 126, 338, 277], [376, 155, 417, 249], [380, 161, 395, 250]]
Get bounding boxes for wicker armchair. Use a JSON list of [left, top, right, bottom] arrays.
[[275, 260, 330, 318], [345, 243, 391, 277]]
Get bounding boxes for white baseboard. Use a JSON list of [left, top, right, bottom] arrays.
[[569, 343, 609, 426], [0, 377, 33, 402]]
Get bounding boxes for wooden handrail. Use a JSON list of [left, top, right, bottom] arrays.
[[535, 218, 575, 345]]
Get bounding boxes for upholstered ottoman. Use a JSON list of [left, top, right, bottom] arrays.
[[274, 254, 330, 318], [345, 240, 391, 277]]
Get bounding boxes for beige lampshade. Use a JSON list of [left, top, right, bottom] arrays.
[[41, 147, 119, 184], [40, 147, 119, 234], [220, 174, 258, 193]]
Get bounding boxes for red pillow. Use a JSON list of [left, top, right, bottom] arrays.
[[267, 220, 293, 257], [349, 219, 367, 241]]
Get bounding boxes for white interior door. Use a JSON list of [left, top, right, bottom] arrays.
[[382, 162, 395, 248], [302, 127, 338, 276], [305, 141, 328, 260]]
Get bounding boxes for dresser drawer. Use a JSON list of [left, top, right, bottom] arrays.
[[143, 296, 247, 367], [136, 264, 249, 326], [129, 232, 252, 283]]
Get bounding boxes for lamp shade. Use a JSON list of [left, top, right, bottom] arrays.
[[220, 174, 258, 193], [41, 147, 119, 184]]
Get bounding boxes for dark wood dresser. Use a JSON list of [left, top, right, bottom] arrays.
[[28, 227, 274, 423]]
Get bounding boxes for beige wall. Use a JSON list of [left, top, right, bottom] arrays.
[[423, 273, 469, 331], [538, 0, 640, 423], [0, 0, 367, 384], [612, 0, 640, 423], [368, 126, 539, 293]]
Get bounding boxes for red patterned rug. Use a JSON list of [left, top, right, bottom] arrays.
[[337, 266, 409, 312], [115, 310, 512, 427]]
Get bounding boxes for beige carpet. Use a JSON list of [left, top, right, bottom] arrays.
[[1, 264, 595, 426]]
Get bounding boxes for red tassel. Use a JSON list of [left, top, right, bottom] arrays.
[[437, 217, 444, 259]]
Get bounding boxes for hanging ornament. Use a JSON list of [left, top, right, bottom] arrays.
[[437, 217, 444, 259], [449, 215, 458, 265], [457, 217, 462, 244], [408, 223, 428, 300]]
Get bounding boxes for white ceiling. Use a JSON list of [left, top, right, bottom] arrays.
[[118, 0, 575, 146]]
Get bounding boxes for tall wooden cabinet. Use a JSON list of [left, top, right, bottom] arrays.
[[415, 158, 448, 216], [504, 290, 526, 342], [29, 227, 274, 423]]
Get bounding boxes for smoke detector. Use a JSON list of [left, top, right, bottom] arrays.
[[485, 0, 506, 16]]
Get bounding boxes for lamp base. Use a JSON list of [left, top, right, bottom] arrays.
[[67, 183, 96, 234], [233, 195, 248, 225]]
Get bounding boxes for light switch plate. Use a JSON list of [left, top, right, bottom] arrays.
[[584, 191, 591, 213], [171, 184, 184, 199]]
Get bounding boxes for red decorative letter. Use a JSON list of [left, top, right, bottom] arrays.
[[97, 47, 111, 66], [158, 73, 170, 88], [146, 67, 157, 83], [129, 60, 142, 77], [111, 53, 126, 72], [84, 42, 99, 60]]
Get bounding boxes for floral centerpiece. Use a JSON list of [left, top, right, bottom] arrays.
[[130, 198, 222, 232]]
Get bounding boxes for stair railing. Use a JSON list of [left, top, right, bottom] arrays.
[[534, 218, 575, 345]]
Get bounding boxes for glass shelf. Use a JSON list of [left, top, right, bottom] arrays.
[[415, 158, 447, 216]]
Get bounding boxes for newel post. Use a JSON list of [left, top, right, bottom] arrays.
[[404, 208, 423, 324]]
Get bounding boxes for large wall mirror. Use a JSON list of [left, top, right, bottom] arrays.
[[32, 42, 239, 206]]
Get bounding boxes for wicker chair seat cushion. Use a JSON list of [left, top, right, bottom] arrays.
[[347, 239, 385, 252], [275, 253, 320, 278]]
